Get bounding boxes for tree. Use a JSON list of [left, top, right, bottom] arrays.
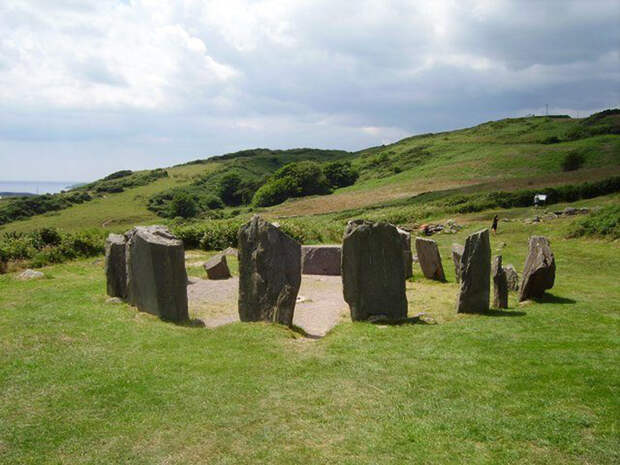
[[170, 191, 198, 218]]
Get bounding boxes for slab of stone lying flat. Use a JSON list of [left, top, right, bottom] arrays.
[[301, 245, 341, 275], [188, 275, 347, 338]]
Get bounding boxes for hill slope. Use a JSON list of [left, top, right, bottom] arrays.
[[1, 112, 619, 233]]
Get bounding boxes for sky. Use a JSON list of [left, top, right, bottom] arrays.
[[1, 0, 619, 182]]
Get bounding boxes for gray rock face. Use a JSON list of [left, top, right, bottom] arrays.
[[105, 233, 127, 299], [504, 264, 519, 291], [451, 243, 464, 283], [415, 237, 446, 281], [519, 236, 556, 301], [301, 245, 341, 275], [125, 226, 188, 322], [204, 254, 231, 280], [397, 228, 413, 279], [237, 216, 301, 326], [456, 229, 491, 313], [492, 255, 508, 309], [342, 220, 407, 322]]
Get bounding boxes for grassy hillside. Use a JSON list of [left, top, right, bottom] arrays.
[[1, 112, 619, 235], [1, 201, 618, 464]]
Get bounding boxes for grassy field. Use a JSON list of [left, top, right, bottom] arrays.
[[1, 201, 618, 464]]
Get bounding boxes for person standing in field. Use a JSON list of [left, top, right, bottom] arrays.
[[491, 215, 499, 235]]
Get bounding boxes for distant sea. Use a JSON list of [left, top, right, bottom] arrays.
[[0, 181, 81, 196]]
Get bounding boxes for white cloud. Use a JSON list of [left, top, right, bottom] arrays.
[[0, 0, 618, 180]]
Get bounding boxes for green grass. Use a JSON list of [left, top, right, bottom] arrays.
[[1, 205, 618, 464]]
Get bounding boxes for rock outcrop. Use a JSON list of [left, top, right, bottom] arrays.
[[492, 255, 508, 309], [456, 229, 491, 313], [415, 237, 446, 281], [237, 216, 301, 326], [105, 233, 127, 299], [342, 220, 407, 322], [301, 245, 341, 275], [126, 226, 188, 322], [519, 236, 556, 301]]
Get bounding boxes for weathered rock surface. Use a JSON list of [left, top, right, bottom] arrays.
[[17, 269, 44, 280], [203, 254, 231, 280], [456, 229, 491, 313], [222, 247, 238, 257], [504, 264, 519, 291], [301, 245, 341, 275], [519, 236, 556, 301], [238, 216, 301, 326], [492, 255, 508, 309], [451, 243, 464, 283], [126, 226, 188, 322], [342, 220, 407, 322], [397, 228, 413, 279], [105, 233, 127, 299], [415, 237, 446, 281]]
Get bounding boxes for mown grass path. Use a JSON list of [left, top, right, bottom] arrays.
[[1, 217, 618, 464]]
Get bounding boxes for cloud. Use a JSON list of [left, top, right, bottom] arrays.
[[0, 0, 618, 180]]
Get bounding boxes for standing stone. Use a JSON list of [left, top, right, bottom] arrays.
[[519, 236, 556, 301], [342, 220, 407, 322], [451, 243, 464, 283], [504, 264, 519, 291], [415, 237, 446, 281], [301, 245, 341, 275], [238, 216, 301, 326], [456, 229, 491, 313], [105, 233, 127, 299], [397, 228, 413, 279], [492, 255, 508, 309], [203, 254, 231, 280], [126, 226, 188, 322]]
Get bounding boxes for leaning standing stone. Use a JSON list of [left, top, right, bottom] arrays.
[[397, 228, 413, 279], [415, 237, 446, 281], [451, 243, 464, 283], [519, 236, 556, 301], [126, 226, 188, 322], [238, 216, 301, 326], [504, 264, 519, 291], [342, 220, 407, 322], [492, 255, 508, 309], [105, 233, 127, 299], [456, 229, 491, 313], [203, 254, 231, 280]]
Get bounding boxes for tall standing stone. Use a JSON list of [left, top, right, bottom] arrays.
[[451, 243, 464, 283], [342, 220, 407, 322], [238, 216, 301, 326], [105, 233, 127, 299], [456, 229, 491, 313], [415, 237, 446, 281], [519, 236, 556, 301], [504, 264, 519, 292], [398, 228, 413, 279], [492, 255, 508, 309], [126, 226, 188, 322]]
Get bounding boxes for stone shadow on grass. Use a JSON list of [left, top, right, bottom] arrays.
[[535, 293, 576, 305], [484, 309, 526, 317]]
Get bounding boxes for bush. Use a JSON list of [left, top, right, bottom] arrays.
[[103, 170, 133, 181], [252, 176, 299, 207], [170, 192, 198, 219], [561, 151, 585, 171], [569, 205, 620, 239], [323, 161, 359, 188]]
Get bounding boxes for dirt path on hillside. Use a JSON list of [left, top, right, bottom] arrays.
[[187, 275, 348, 338]]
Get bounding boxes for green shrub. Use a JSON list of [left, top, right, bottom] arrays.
[[569, 205, 620, 239], [561, 151, 585, 171], [103, 170, 133, 181], [170, 192, 198, 219], [252, 176, 299, 207], [323, 161, 359, 188]]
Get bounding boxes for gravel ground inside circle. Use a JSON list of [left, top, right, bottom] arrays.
[[187, 275, 348, 338]]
